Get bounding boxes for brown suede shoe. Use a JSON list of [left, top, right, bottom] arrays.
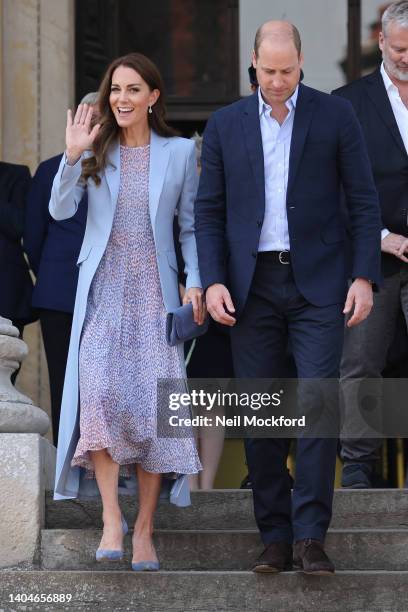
[[252, 541, 293, 573], [293, 539, 335, 575]]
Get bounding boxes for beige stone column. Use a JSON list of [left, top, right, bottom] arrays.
[[0, 1, 72, 565], [0, 0, 75, 442], [39, 0, 75, 161]]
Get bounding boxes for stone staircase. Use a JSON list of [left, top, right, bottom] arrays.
[[2, 490, 408, 611]]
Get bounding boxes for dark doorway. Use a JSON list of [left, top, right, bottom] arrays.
[[75, 0, 239, 133]]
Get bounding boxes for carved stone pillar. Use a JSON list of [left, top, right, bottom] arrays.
[[0, 316, 49, 434]]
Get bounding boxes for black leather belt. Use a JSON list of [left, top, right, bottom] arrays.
[[257, 250, 291, 264]]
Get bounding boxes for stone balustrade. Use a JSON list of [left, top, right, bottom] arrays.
[[0, 316, 50, 434], [0, 316, 55, 569]]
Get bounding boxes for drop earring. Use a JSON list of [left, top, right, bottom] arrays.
[[148, 105, 153, 114]]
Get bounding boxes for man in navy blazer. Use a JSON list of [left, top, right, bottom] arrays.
[[195, 21, 382, 574], [333, 0, 408, 488], [24, 154, 87, 445]]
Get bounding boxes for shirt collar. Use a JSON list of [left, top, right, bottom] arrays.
[[381, 61, 398, 93], [258, 85, 299, 117]]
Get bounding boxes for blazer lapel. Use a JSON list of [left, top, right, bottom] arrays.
[[241, 93, 265, 215], [287, 84, 316, 197], [105, 140, 121, 213], [149, 130, 170, 234], [364, 68, 407, 156]]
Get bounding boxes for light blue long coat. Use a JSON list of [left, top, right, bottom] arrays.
[[50, 131, 201, 505]]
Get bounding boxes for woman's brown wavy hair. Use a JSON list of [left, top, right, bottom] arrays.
[[81, 52, 177, 185]]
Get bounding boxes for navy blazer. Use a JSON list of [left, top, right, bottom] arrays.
[[0, 161, 33, 322], [24, 154, 87, 313], [333, 68, 408, 277], [195, 84, 382, 316]]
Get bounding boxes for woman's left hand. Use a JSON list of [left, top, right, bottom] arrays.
[[183, 287, 207, 325]]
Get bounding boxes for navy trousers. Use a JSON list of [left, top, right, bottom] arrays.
[[230, 253, 344, 544], [39, 309, 73, 446]]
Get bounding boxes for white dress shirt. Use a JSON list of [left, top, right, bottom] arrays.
[[380, 62, 408, 239], [257, 86, 298, 252]]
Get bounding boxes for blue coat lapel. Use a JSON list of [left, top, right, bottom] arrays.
[[241, 93, 265, 216], [287, 84, 316, 197], [104, 132, 171, 233], [149, 131, 170, 235]]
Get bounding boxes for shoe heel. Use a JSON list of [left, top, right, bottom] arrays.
[[121, 515, 129, 536]]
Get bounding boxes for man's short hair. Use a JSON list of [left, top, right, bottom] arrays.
[[382, 1, 408, 36], [254, 23, 302, 57], [248, 65, 258, 87], [80, 91, 99, 105]]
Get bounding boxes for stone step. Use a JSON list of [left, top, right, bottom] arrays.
[[46, 489, 408, 530], [1, 570, 408, 611], [40, 528, 408, 571]]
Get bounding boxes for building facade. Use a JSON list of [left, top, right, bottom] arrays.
[[0, 1, 390, 481]]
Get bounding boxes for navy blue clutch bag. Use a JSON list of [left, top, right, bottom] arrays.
[[166, 303, 209, 346]]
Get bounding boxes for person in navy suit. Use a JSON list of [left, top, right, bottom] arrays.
[[333, 0, 408, 488], [0, 161, 33, 382], [24, 93, 98, 446], [195, 21, 382, 574]]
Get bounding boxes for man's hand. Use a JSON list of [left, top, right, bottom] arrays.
[[183, 287, 206, 325], [343, 278, 373, 328], [381, 233, 408, 263], [205, 283, 236, 326]]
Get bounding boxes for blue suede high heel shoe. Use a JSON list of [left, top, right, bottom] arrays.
[[95, 515, 129, 562], [131, 536, 159, 571]]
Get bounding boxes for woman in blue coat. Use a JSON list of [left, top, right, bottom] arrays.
[[50, 53, 205, 570]]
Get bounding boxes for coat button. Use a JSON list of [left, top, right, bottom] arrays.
[[252, 251, 257, 258], [257, 220, 262, 227]]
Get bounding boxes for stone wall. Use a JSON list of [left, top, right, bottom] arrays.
[[0, 0, 75, 441]]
